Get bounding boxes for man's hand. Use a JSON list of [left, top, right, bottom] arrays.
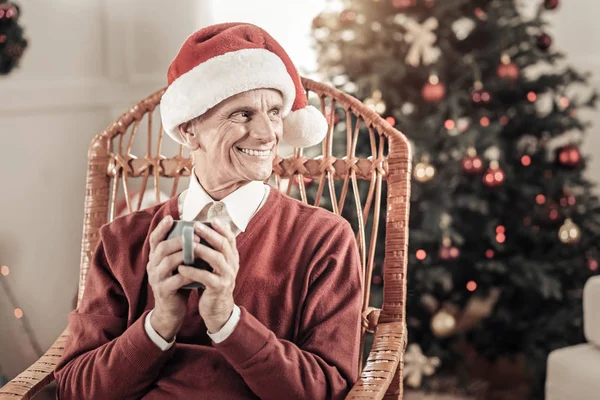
[[178, 219, 239, 334], [147, 216, 199, 341]]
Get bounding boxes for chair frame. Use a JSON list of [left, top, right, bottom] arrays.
[[0, 77, 412, 400]]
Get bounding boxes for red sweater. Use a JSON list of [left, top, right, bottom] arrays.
[[55, 188, 363, 399]]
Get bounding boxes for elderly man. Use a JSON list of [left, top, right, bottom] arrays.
[[55, 23, 363, 399]]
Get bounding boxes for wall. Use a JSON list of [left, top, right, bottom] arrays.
[[547, 3, 600, 178], [0, 0, 211, 378]]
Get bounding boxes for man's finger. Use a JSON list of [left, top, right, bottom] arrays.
[[149, 216, 173, 253], [193, 243, 231, 276], [156, 251, 185, 279], [194, 222, 230, 254], [178, 265, 221, 290], [162, 271, 195, 293]]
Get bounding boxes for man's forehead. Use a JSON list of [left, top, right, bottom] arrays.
[[223, 89, 283, 108]]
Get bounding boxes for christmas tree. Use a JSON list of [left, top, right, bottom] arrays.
[[0, 0, 27, 75], [312, 0, 599, 398]]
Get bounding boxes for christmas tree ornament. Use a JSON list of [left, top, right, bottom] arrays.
[[471, 81, 491, 105], [474, 7, 487, 20], [414, 155, 436, 182], [422, 75, 446, 103], [521, 155, 532, 166], [537, 33, 553, 50], [439, 236, 460, 261], [544, 0, 559, 10], [466, 280, 477, 292], [558, 218, 581, 244], [339, 10, 357, 27], [544, 130, 583, 161], [557, 145, 581, 167], [401, 102, 415, 115], [452, 17, 475, 41], [403, 17, 441, 67], [461, 147, 484, 174], [431, 309, 456, 337], [483, 160, 505, 187], [588, 257, 599, 272], [364, 90, 386, 115], [416, 249, 427, 261], [516, 135, 539, 155], [403, 344, 441, 388], [497, 54, 519, 81], [392, 0, 416, 8]]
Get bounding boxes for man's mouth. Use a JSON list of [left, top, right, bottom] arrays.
[[236, 147, 272, 158]]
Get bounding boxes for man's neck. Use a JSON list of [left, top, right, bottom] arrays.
[[195, 173, 248, 201]]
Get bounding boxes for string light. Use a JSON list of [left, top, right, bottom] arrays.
[[527, 92, 537, 102], [385, 116, 396, 125], [536, 194, 546, 205], [14, 308, 23, 319], [496, 226, 506, 243], [466, 281, 477, 292], [559, 97, 570, 108], [486, 249, 494, 258], [480, 116, 490, 127], [444, 119, 455, 130], [416, 249, 427, 260], [1, 265, 9, 276], [521, 155, 531, 166]]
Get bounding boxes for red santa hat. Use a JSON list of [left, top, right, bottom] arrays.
[[160, 22, 328, 148]]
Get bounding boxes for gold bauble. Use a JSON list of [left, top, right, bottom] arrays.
[[365, 90, 387, 115], [414, 155, 436, 183], [558, 218, 581, 244], [430, 310, 456, 338]]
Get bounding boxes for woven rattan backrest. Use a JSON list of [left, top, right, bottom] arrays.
[[77, 77, 411, 373]]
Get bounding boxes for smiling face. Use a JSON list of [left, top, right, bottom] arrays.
[[178, 88, 283, 198]]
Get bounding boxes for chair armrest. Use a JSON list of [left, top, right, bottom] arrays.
[[0, 327, 69, 400], [346, 321, 406, 399]]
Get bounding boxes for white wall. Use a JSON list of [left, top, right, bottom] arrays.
[[0, 0, 211, 378], [546, 5, 600, 178]]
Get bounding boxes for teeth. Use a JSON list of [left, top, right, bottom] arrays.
[[239, 148, 270, 157]]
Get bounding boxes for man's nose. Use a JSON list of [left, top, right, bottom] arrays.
[[249, 113, 277, 142]]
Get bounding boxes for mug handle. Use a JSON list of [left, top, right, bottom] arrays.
[[182, 224, 195, 265]]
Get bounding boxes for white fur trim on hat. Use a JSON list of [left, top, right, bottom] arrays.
[[283, 105, 329, 148], [160, 48, 296, 144]]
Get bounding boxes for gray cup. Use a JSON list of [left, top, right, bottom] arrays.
[[166, 220, 213, 290]]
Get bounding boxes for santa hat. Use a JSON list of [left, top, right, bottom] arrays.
[[160, 23, 328, 148]]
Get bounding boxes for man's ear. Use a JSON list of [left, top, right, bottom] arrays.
[[178, 121, 200, 150]]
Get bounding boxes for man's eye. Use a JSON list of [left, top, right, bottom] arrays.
[[270, 109, 280, 117]]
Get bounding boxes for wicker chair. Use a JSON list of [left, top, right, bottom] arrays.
[[0, 78, 412, 399]]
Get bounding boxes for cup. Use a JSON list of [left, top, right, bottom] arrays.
[[166, 220, 213, 289]]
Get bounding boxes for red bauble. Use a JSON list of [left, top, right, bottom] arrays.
[[422, 81, 446, 103], [537, 33, 553, 50], [392, 0, 416, 8], [482, 162, 505, 187], [439, 245, 460, 261], [312, 16, 325, 29], [557, 146, 581, 167], [462, 148, 484, 174], [339, 10, 357, 26], [544, 0, 559, 10], [472, 89, 491, 105], [497, 62, 520, 81]]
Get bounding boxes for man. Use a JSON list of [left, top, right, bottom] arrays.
[[55, 23, 363, 399]]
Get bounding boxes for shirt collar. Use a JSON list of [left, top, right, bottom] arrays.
[[181, 168, 266, 232]]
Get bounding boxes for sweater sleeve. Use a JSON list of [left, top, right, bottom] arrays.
[[55, 230, 174, 400], [214, 221, 363, 400]]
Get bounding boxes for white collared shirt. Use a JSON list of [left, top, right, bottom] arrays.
[[145, 169, 269, 350]]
